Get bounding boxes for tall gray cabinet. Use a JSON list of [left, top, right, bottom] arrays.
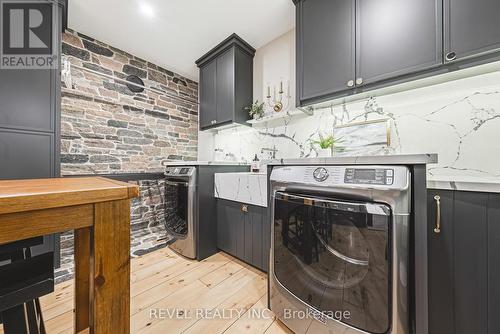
[[0, 1, 66, 266]]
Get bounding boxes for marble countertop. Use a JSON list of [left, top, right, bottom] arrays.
[[262, 153, 438, 166], [162, 160, 250, 166], [427, 176, 500, 193]]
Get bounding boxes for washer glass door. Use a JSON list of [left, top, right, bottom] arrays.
[[273, 191, 391, 334], [164, 178, 189, 239]]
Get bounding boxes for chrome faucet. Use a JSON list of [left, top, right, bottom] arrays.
[[261, 146, 278, 159]]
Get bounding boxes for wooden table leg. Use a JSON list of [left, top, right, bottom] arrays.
[[74, 227, 92, 333], [93, 199, 131, 333]]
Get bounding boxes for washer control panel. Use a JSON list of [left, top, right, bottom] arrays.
[[270, 165, 409, 190], [344, 168, 394, 185], [164, 167, 195, 177]]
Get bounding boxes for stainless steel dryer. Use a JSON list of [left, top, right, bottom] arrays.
[[270, 165, 411, 334], [164, 166, 197, 259]]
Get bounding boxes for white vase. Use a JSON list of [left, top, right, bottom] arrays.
[[317, 148, 331, 158]]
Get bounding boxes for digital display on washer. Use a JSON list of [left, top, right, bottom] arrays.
[[354, 169, 376, 180]]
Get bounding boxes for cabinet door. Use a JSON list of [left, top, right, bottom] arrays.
[[0, 129, 53, 179], [427, 190, 454, 334], [217, 199, 240, 255], [262, 208, 270, 273], [488, 194, 500, 334], [445, 0, 500, 61], [243, 208, 253, 265], [356, 0, 442, 85], [297, 0, 355, 104], [248, 205, 263, 270], [454, 192, 488, 334], [215, 48, 235, 126], [199, 59, 217, 130], [235, 204, 246, 261], [0, 69, 54, 132]]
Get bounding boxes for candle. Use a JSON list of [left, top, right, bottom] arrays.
[[280, 81, 283, 93], [267, 86, 271, 98]]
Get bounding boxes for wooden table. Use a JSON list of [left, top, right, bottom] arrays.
[[0, 177, 139, 334]]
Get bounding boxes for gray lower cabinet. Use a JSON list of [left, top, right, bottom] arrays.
[[427, 189, 500, 334], [356, 0, 442, 85], [216, 199, 269, 272], [444, 0, 500, 62], [196, 34, 256, 130], [297, 0, 355, 104]]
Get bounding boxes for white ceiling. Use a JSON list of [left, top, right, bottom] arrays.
[[68, 0, 295, 81]]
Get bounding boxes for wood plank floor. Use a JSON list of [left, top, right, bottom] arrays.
[[0, 248, 292, 334]]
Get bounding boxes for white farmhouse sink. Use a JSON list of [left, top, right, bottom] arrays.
[[214, 172, 267, 207]]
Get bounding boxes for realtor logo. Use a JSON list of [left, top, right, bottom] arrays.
[[0, 0, 59, 69]]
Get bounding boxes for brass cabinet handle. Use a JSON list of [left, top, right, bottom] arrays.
[[434, 195, 441, 234], [241, 204, 248, 213]]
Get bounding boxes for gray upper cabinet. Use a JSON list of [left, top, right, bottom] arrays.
[[215, 49, 235, 125], [295, 0, 500, 106], [196, 34, 256, 131], [199, 59, 217, 129], [444, 0, 500, 62], [297, 0, 355, 104], [356, 0, 442, 85]]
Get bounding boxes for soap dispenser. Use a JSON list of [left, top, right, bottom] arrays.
[[251, 154, 260, 173]]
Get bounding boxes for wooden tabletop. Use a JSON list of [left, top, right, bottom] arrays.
[[0, 177, 139, 215]]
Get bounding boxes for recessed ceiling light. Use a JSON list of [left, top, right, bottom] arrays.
[[139, 2, 155, 18]]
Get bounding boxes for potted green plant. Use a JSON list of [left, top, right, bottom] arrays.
[[311, 133, 342, 157], [245, 100, 265, 120]]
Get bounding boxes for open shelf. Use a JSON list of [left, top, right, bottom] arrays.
[[246, 107, 313, 127]]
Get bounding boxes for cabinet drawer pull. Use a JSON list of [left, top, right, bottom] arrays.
[[355, 78, 363, 85], [433, 195, 441, 234], [241, 204, 248, 213], [347, 80, 354, 88], [445, 52, 457, 62]]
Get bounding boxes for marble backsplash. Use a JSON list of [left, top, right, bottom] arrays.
[[213, 70, 500, 182]]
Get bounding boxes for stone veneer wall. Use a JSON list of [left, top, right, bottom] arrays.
[[61, 30, 198, 173], [56, 179, 171, 283], [55, 30, 198, 283]]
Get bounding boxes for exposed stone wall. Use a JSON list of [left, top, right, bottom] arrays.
[[61, 30, 198, 175], [56, 178, 172, 284], [55, 30, 198, 283]]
